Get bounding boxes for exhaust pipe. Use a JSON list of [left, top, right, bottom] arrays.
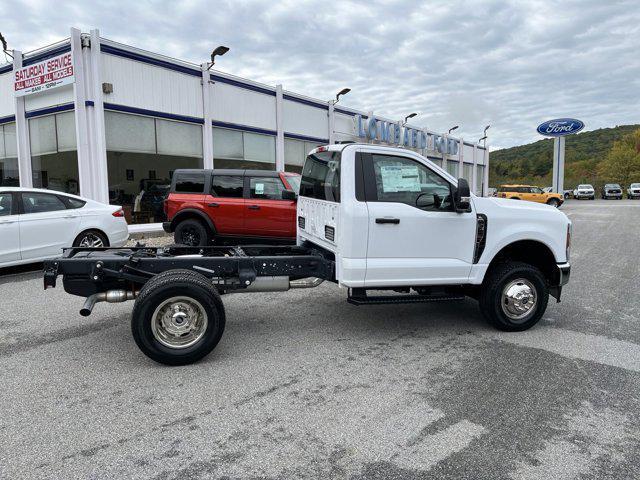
[[290, 277, 324, 289], [80, 290, 137, 317], [227, 276, 324, 294]]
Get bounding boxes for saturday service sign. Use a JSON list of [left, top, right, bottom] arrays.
[[14, 52, 74, 97]]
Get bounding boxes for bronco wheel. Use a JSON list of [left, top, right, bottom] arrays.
[[174, 219, 211, 246], [479, 261, 549, 331], [131, 269, 225, 365], [547, 198, 560, 208]]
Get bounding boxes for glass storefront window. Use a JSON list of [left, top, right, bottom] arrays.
[[0, 123, 19, 186], [463, 163, 473, 183], [284, 138, 322, 173], [105, 111, 203, 224], [477, 165, 486, 196], [446, 160, 459, 178], [213, 127, 276, 171], [30, 111, 79, 194]]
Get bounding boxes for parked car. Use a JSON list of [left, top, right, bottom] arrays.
[[496, 184, 564, 207], [163, 169, 301, 246], [627, 183, 640, 199], [573, 184, 595, 200], [0, 188, 128, 268], [601, 183, 623, 200]]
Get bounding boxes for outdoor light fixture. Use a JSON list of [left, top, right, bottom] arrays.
[[207, 45, 229, 70], [448, 125, 459, 134], [335, 88, 351, 103], [404, 113, 418, 124], [479, 125, 490, 145]]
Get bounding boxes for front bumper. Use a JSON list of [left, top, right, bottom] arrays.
[[604, 193, 622, 197], [575, 192, 594, 198], [556, 262, 570, 286], [550, 262, 570, 302]]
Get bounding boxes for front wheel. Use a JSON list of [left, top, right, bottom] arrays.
[[479, 262, 549, 331], [131, 269, 226, 365], [547, 198, 560, 208]]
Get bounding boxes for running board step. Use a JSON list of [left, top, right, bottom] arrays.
[[347, 293, 465, 306]]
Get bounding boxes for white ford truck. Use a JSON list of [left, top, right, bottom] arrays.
[[44, 143, 571, 365]]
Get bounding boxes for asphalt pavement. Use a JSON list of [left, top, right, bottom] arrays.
[[0, 199, 639, 479]]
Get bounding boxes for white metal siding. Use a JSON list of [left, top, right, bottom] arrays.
[[283, 100, 328, 139], [0, 73, 15, 117], [211, 82, 276, 131], [101, 53, 203, 118], [334, 112, 356, 136]]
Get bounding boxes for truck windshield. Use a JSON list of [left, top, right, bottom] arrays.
[[299, 150, 341, 202]]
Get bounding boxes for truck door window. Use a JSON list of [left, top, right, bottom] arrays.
[[211, 175, 243, 198], [300, 150, 340, 202], [371, 154, 452, 211], [249, 177, 285, 200]]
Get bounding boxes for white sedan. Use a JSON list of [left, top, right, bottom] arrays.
[[0, 187, 129, 268]]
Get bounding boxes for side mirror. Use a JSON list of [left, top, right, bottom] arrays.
[[453, 178, 471, 213], [282, 189, 297, 201]]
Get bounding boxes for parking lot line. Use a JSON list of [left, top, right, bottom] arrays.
[[482, 326, 640, 373]]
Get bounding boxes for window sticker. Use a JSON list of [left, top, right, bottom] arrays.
[[380, 165, 421, 192], [255, 183, 265, 195]]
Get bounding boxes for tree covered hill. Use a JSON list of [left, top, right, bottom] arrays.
[[489, 124, 640, 189]]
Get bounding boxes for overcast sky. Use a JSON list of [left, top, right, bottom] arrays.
[[1, 0, 639, 149]]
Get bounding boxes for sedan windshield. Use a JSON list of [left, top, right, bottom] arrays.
[[578, 185, 592, 189]]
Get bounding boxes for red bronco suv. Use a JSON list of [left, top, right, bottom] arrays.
[[163, 169, 300, 246]]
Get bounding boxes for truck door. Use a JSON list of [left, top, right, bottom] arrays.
[[205, 174, 245, 235], [362, 153, 476, 286]]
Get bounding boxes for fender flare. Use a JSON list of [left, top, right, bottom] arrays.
[[170, 209, 216, 234]]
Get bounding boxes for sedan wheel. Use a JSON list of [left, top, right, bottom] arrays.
[[74, 231, 108, 248]]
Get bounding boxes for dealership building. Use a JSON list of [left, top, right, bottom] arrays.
[[0, 28, 489, 226]]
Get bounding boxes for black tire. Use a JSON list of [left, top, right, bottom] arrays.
[[73, 230, 109, 248], [479, 261, 549, 332], [590, 196, 595, 200], [131, 269, 226, 365], [174, 219, 211, 246], [547, 198, 560, 208]]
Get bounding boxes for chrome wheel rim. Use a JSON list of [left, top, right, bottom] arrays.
[[79, 233, 104, 248], [501, 278, 537, 322], [151, 296, 208, 349]]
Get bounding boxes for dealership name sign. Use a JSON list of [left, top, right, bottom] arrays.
[[14, 52, 75, 97], [355, 114, 458, 155]]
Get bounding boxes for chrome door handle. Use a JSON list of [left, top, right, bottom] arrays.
[[207, 203, 220, 208], [248, 205, 261, 210]]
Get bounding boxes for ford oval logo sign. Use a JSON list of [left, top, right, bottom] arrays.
[[537, 118, 584, 137]]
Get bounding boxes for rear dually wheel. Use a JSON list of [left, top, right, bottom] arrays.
[[131, 269, 226, 365]]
